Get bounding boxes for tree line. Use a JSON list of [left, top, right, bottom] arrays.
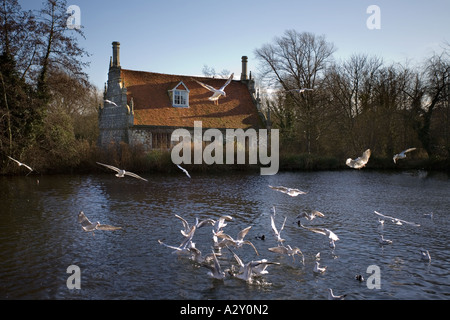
[[256, 30, 450, 170], [0, 0, 100, 174]]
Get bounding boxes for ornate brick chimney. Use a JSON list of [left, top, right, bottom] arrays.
[[240, 56, 248, 81], [112, 41, 120, 67]]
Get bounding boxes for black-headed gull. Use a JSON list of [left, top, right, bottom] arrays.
[[203, 250, 226, 280], [374, 211, 420, 227], [176, 164, 191, 178], [268, 244, 304, 264], [393, 147, 416, 163], [268, 185, 307, 197], [193, 73, 234, 105], [227, 247, 279, 281], [379, 234, 393, 245], [8, 156, 34, 174], [328, 288, 346, 300], [78, 211, 122, 235], [300, 224, 339, 242], [296, 210, 324, 222], [175, 214, 214, 237], [346, 149, 371, 169], [287, 88, 314, 94], [270, 207, 286, 244], [313, 261, 327, 274], [96, 162, 148, 182], [216, 226, 259, 255]]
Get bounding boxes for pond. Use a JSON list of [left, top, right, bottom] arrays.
[[0, 169, 449, 300]]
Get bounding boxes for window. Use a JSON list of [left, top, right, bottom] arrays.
[[169, 81, 189, 108]]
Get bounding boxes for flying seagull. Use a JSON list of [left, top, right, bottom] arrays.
[[346, 149, 371, 169], [287, 88, 314, 94], [393, 148, 416, 164], [7, 156, 34, 174], [216, 226, 259, 255], [174, 214, 214, 237], [104, 99, 118, 107], [270, 207, 286, 244], [374, 211, 420, 227], [379, 235, 393, 245], [193, 73, 234, 105], [96, 162, 148, 182], [328, 288, 346, 300], [296, 210, 325, 223], [300, 224, 340, 242], [176, 164, 191, 178], [203, 250, 226, 280], [268, 185, 307, 197], [268, 244, 304, 265], [78, 211, 122, 235]]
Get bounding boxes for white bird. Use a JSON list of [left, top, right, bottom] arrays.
[[227, 247, 279, 280], [78, 211, 122, 235], [300, 224, 340, 242], [174, 214, 214, 237], [7, 156, 34, 174], [270, 207, 286, 244], [313, 261, 327, 274], [296, 210, 324, 222], [378, 218, 385, 226], [187, 247, 217, 264], [203, 250, 226, 280], [329, 239, 336, 249], [216, 226, 259, 255], [104, 99, 118, 107], [328, 288, 346, 300], [96, 162, 148, 182], [393, 147, 416, 164], [268, 185, 307, 197], [346, 149, 371, 169], [176, 164, 191, 178], [420, 249, 431, 262], [374, 211, 420, 227], [287, 88, 314, 94], [379, 235, 393, 245], [211, 215, 233, 246], [268, 244, 304, 265], [193, 73, 234, 105]]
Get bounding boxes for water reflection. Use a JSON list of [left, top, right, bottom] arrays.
[[0, 170, 449, 300]]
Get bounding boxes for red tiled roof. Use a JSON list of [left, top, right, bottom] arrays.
[[121, 69, 262, 129]]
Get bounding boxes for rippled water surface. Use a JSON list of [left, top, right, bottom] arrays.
[[0, 170, 449, 300]]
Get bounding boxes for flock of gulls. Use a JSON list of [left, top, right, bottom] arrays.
[[6, 138, 431, 300]]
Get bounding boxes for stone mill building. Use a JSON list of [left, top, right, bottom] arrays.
[[98, 41, 267, 150]]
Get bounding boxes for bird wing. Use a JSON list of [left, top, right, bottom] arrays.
[[360, 149, 371, 163], [403, 147, 417, 154], [175, 214, 190, 236], [237, 226, 252, 241], [301, 225, 327, 236], [268, 246, 288, 254], [312, 210, 325, 218], [219, 73, 234, 90], [97, 224, 122, 231], [78, 211, 94, 228], [8, 156, 21, 165], [227, 246, 244, 268], [270, 214, 279, 236], [124, 171, 148, 182], [194, 79, 218, 93], [268, 185, 288, 193], [8, 156, 33, 171], [243, 240, 259, 255], [176, 164, 191, 178], [374, 211, 419, 226], [96, 162, 121, 173], [324, 229, 339, 241]]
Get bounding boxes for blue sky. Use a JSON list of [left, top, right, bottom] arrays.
[[20, 0, 450, 89]]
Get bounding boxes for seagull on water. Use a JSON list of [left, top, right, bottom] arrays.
[[96, 162, 148, 182], [78, 211, 122, 235], [7, 156, 34, 174], [187, 247, 217, 264], [270, 207, 287, 244], [393, 148, 416, 164], [268, 244, 304, 265], [216, 226, 259, 255], [379, 234, 393, 245], [313, 261, 327, 274], [374, 211, 420, 227], [227, 247, 279, 281], [193, 73, 234, 105], [346, 149, 371, 169], [176, 164, 191, 178], [296, 210, 324, 224], [328, 288, 346, 300], [269, 185, 307, 197]]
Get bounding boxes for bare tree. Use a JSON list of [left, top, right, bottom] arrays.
[[255, 30, 336, 153]]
